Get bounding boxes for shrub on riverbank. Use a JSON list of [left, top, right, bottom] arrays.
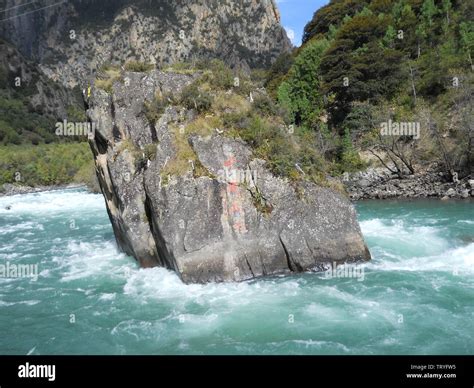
[[0, 142, 95, 188]]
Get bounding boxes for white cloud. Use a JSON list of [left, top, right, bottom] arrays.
[[285, 27, 296, 44]]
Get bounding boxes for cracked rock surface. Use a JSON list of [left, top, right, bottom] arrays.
[[87, 70, 371, 284]]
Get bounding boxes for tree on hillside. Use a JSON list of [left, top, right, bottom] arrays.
[[420, 0, 439, 47], [264, 52, 294, 98], [320, 13, 402, 126], [395, 4, 419, 57], [277, 39, 329, 127], [460, 22, 474, 71], [381, 25, 397, 49], [369, 0, 394, 14], [442, 0, 452, 27], [421, 0, 437, 28], [302, 0, 369, 42]]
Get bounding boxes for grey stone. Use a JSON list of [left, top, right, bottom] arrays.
[[358, 179, 371, 188], [446, 188, 456, 197], [87, 71, 371, 284]]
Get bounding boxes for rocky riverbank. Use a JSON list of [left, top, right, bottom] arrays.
[[3, 168, 472, 203], [345, 167, 474, 201]]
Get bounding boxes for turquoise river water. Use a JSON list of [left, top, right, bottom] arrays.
[[0, 189, 472, 354]]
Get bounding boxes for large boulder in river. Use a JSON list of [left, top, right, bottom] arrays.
[[87, 70, 370, 283]]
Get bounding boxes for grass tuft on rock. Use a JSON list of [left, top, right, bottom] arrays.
[[124, 61, 155, 72], [160, 125, 214, 183], [95, 65, 122, 93]]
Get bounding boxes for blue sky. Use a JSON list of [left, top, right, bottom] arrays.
[[276, 0, 329, 46]]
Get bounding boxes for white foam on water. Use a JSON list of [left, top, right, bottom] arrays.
[[120, 264, 403, 345], [0, 189, 105, 215], [0, 243, 16, 252], [0, 252, 20, 260], [110, 319, 166, 342], [53, 240, 133, 282], [123, 266, 304, 310], [0, 221, 44, 235], [12, 238, 29, 243], [303, 285, 404, 330], [0, 299, 40, 306], [360, 218, 451, 257], [99, 293, 117, 301], [361, 218, 446, 245], [289, 339, 350, 352], [0, 188, 471, 354], [369, 243, 474, 274], [454, 243, 474, 267], [167, 313, 224, 340]]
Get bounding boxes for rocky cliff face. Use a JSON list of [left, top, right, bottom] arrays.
[[0, 39, 80, 119], [87, 70, 371, 284], [0, 0, 291, 89]]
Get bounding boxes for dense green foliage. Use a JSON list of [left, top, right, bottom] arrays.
[[0, 94, 55, 145], [0, 77, 60, 145], [0, 142, 95, 188], [264, 52, 294, 98], [273, 0, 473, 177], [278, 39, 329, 127], [0, 39, 85, 145]]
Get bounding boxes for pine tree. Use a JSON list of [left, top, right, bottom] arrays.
[[381, 25, 397, 48], [421, 0, 438, 28], [419, 0, 438, 48], [277, 39, 329, 127], [460, 22, 474, 71], [442, 0, 452, 26]]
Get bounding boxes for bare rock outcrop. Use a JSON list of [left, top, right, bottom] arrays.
[[87, 70, 371, 284]]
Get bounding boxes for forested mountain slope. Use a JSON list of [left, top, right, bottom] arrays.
[[270, 0, 473, 185]]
